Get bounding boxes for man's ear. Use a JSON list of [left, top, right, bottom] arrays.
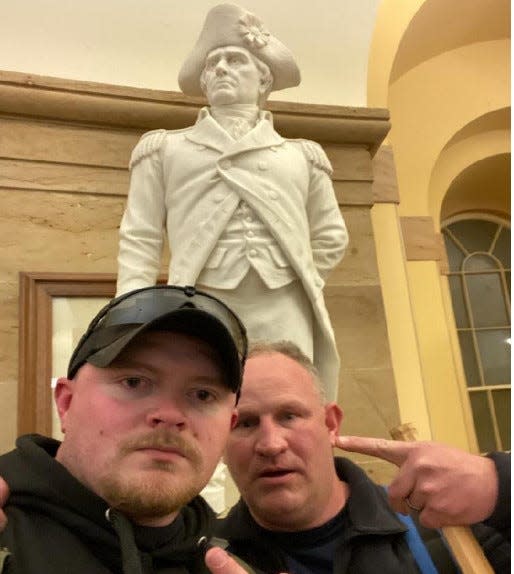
[[324, 402, 343, 441], [230, 409, 238, 430], [54, 377, 74, 433]]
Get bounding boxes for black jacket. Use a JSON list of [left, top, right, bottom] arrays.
[[484, 452, 510, 534], [470, 452, 511, 574], [217, 457, 463, 574], [0, 434, 222, 574], [218, 457, 429, 573]]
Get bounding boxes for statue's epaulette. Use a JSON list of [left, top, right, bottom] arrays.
[[129, 129, 167, 169], [297, 139, 333, 176]]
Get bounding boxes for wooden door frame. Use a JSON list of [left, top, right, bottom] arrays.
[[18, 272, 116, 435]]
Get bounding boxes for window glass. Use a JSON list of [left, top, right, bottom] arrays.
[[448, 275, 469, 328], [457, 331, 481, 387], [464, 254, 499, 272], [493, 227, 511, 269], [443, 233, 465, 271], [475, 330, 511, 386], [469, 392, 497, 453], [449, 220, 498, 254], [493, 389, 511, 451], [443, 217, 510, 453], [465, 273, 509, 328]]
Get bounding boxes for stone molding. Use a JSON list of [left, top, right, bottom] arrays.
[[0, 70, 390, 155]]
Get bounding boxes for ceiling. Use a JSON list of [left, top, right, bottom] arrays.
[[390, 0, 510, 83]]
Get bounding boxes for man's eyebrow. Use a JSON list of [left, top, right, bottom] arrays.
[[235, 404, 259, 416], [237, 400, 309, 415], [277, 399, 307, 410], [107, 359, 156, 373], [108, 361, 225, 386]]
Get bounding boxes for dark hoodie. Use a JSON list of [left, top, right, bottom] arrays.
[[0, 434, 227, 574]]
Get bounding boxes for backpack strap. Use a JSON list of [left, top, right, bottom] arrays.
[[382, 486, 460, 573], [401, 506, 462, 573], [395, 511, 439, 574]]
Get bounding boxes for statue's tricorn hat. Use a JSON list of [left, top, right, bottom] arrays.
[[178, 3, 301, 96]]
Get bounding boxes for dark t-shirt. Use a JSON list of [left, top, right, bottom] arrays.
[[133, 514, 185, 552], [259, 507, 350, 574]]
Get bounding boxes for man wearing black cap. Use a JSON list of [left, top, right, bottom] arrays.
[[0, 285, 253, 574]]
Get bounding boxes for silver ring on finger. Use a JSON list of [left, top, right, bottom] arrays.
[[405, 495, 423, 512]]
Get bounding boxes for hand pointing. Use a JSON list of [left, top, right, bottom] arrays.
[[334, 435, 498, 528]]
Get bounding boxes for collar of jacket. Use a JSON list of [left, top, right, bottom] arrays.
[[187, 107, 284, 155], [333, 457, 407, 539], [218, 457, 407, 542]]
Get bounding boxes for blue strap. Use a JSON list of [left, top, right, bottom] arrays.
[[395, 511, 439, 574], [381, 486, 438, 574]]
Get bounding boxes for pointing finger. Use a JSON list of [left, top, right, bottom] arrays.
[[334, 435, 415, 467]]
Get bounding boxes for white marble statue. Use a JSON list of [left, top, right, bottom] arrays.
[[116, 3, 348, 401]]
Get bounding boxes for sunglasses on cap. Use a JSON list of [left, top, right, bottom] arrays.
[[67, 285, 248, 393]]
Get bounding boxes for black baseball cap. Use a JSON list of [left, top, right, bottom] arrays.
[[67, 285, 248, 394]]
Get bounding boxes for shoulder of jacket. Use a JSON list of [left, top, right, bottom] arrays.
[[129, 129, 167, 169], [129, 126, 193, 169], [289, 139, 333, 175]]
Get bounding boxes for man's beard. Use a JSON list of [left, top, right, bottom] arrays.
[[99, 429, 206, 522]]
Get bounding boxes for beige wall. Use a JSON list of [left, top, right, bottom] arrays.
[[367, 0, 510, 450]]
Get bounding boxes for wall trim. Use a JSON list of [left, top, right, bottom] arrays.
[[0, 70, 390, 155]]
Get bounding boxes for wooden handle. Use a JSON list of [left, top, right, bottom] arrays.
[[389, 423, 494, 574]]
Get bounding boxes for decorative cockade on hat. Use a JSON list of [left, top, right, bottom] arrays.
[[238, 13, 270, 49]]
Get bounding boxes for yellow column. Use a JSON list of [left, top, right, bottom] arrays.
[[371, 203, 432, 440], [406, 261, 474, 450]]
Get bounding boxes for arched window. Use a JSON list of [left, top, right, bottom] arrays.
[[442, 216, 510, 452]]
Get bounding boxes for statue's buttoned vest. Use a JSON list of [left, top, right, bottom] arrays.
[[198, 198, 296, 289], [197, 116, 296, 291]]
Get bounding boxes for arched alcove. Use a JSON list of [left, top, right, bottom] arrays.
[[366, 0, 510, 449], [441, 154, 510, 222], [429, 108, 510, 225]]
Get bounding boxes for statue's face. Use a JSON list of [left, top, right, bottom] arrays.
[[201, 46, 263, 106]]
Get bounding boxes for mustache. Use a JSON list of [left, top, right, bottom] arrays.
[[119, 430, 201, 462]]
